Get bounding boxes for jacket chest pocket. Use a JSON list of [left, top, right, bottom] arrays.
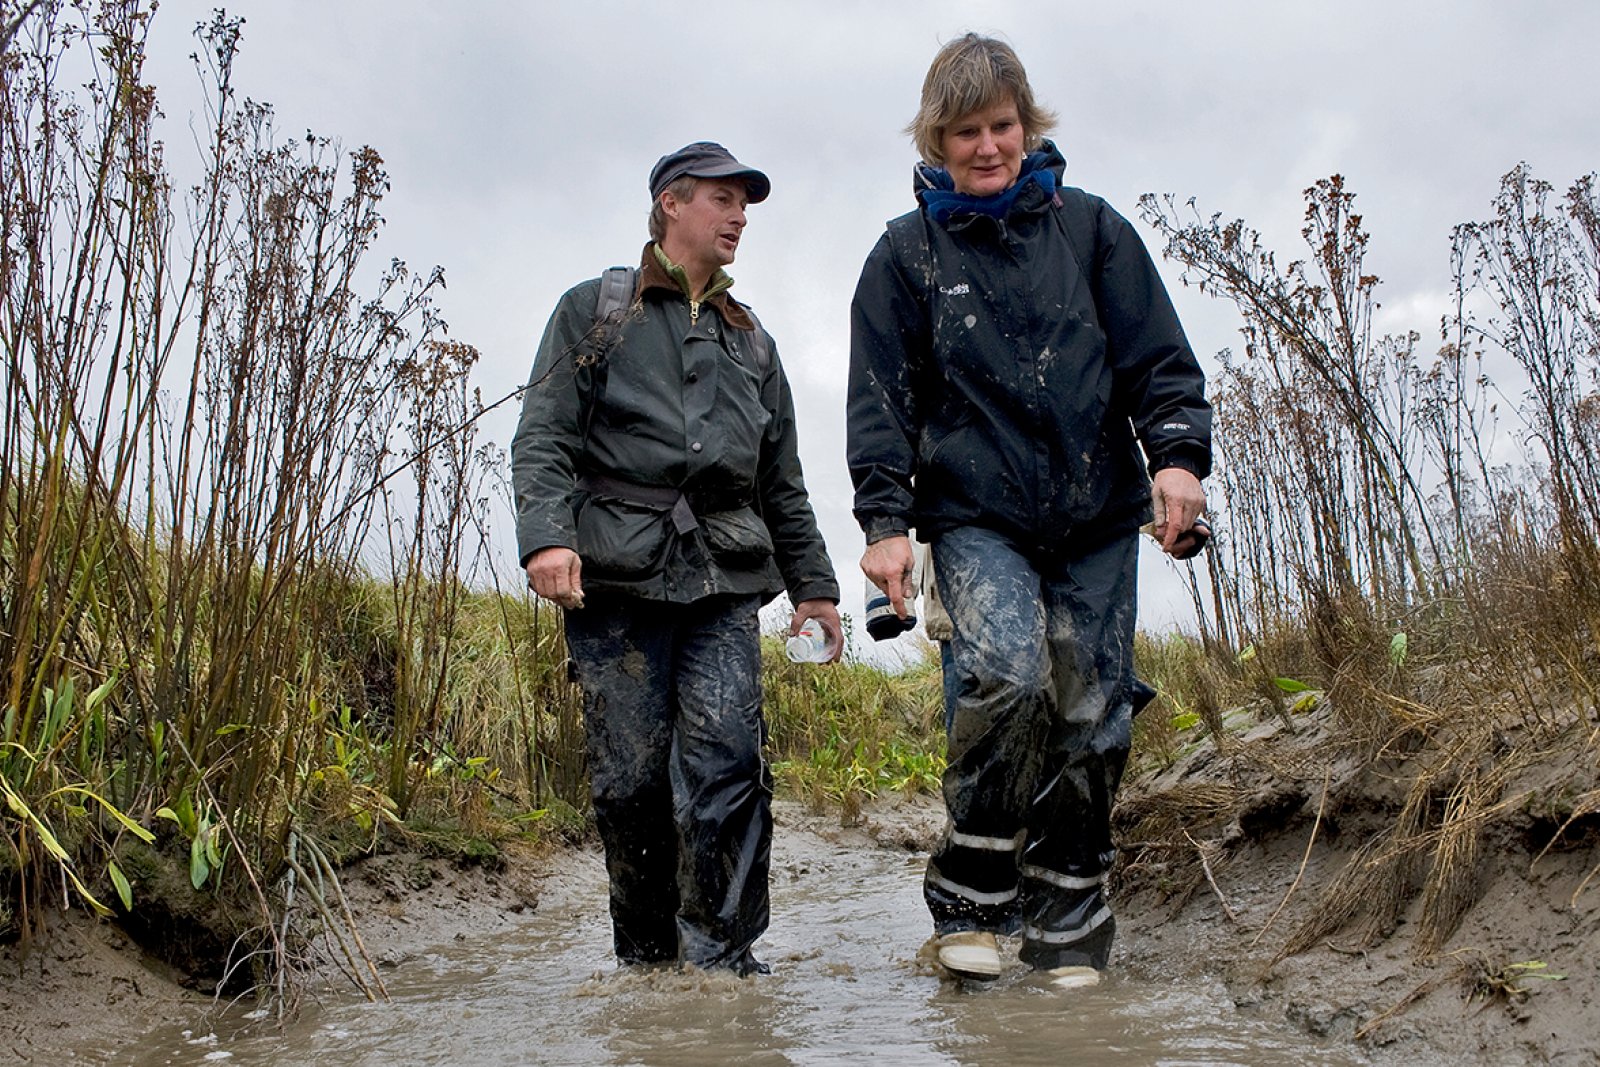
[[715, 334, 764, 405], [692, 334, 769, 453], [931, 287, 985, 363]]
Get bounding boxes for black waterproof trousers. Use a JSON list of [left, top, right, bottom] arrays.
[[927, 526, 1154, 970], [563, 592, 771, 974]]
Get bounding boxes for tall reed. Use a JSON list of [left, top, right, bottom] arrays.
[[1133, 164, 1600, 953], [0, 2, 583, 970]]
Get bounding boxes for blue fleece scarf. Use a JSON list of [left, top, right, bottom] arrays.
[[917, 150, 1058, 223]]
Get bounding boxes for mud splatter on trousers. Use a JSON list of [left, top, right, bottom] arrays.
[[562, 592, 771, 975], [928, 526, 1153, 970]]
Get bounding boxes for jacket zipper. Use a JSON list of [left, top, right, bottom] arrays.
[[689, 299, 701, 324]]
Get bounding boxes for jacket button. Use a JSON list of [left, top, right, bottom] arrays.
[[687, 372, 698, 383], [691, 441, 703, 452]]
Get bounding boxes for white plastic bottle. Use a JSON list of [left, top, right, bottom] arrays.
[[785, 619, 832, 663]]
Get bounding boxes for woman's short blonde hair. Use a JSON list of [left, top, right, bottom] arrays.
[[905, 33, 1058, 166]]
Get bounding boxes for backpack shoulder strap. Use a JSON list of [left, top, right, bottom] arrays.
[[594, 265, 636, 323], [735, 304, 772, 376], [882, 209, 939, 393], [884, 209, 933, 310], [578, 266, 636, 448], [1050, 187, 1101, 307]]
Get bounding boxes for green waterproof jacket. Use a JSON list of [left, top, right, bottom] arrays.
[[512, 246, 839, 607]]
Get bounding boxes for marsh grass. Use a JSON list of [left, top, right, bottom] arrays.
[[764, 635, 946, 820], [1129, 162, 1600, 966], [0, 2, 587, 993]]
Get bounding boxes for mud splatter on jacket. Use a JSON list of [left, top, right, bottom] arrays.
[[847, 143, 1211, 551], [513, 246, 838, 606]]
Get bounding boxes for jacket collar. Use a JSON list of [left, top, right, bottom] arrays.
[[636, 244, 756, 332]]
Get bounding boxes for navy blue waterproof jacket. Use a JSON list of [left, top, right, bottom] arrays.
[[847, 143, 1211, 552]]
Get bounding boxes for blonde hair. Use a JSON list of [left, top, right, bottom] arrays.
[[905, 33, 1058, 166]]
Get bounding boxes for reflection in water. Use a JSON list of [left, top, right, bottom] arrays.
[[113, 821, 1374, 1067]]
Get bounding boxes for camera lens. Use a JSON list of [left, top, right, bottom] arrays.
[[865, 591, 916, 641]]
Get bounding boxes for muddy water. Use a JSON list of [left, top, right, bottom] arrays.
[[114, 822, 1370, 1067]]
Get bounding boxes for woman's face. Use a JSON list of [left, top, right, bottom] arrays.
[[939, 96, 1025, 197]]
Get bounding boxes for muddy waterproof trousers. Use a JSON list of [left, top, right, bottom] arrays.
[[927, 526, 1154, 971], [562, 592, 771, 975]]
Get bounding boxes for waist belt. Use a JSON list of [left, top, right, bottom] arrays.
[[577, 472, 700, 535]]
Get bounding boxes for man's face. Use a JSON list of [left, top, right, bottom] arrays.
[[939, 95, 1025, 197], [661, 178, 750, 273]]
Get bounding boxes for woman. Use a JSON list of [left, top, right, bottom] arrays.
[[846, 34, 1212, 986]]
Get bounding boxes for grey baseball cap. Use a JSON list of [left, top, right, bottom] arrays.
[[648, 141, 771, 203]]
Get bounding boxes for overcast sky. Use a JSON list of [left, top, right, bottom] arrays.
[[131, 1, 1599, 649]]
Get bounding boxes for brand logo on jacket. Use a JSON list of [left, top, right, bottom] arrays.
[[939, 283, 971, 296]]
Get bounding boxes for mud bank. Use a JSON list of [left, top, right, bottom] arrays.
[[0, 842, 551, 1065], [1112, 711, 1600, 1066], [7, 767, 1597, 1065]]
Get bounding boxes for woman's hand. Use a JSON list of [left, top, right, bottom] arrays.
[[860, 535, 916, 618], [1149, 468, 1207, 557]]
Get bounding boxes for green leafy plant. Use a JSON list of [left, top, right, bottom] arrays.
[[1473, 959, 1567, 1004], [1, 739, 155, 917], [1273, 676, 1322, 714], [155, 792, 225, 891]]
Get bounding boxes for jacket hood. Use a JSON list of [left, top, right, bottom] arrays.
[[913, 140, 1067, 223]]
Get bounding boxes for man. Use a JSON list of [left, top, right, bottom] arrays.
[[512, 142, 842, 976]]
